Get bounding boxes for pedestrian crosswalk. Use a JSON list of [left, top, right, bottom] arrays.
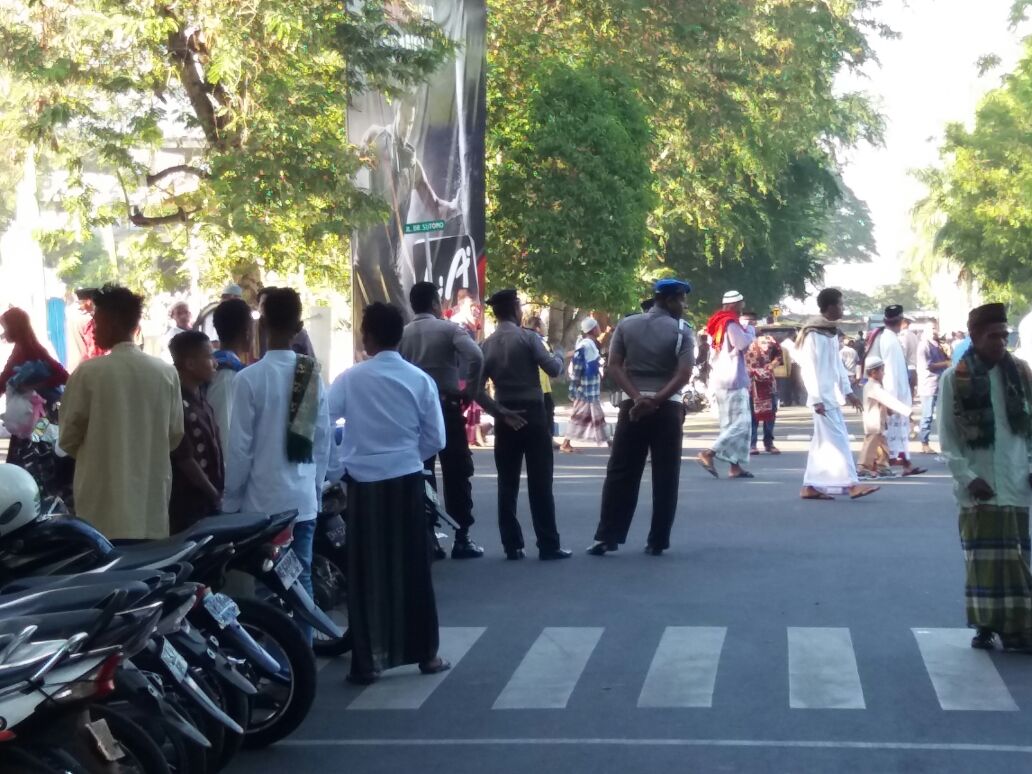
[[340, 625, 1029, 713]]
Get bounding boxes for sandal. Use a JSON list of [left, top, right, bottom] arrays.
[[849, 484, 880, 499], [902, 467, 928, 477], [801, 487, 834, 501], [419, 658, 452, 675], [729, 470, 755, 479], [697, 453, 718, 478]]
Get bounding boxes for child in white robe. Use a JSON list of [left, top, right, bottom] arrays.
[[858, 356, 913, 478]]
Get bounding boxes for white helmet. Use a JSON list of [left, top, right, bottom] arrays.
[[0, 464, 41, 537]]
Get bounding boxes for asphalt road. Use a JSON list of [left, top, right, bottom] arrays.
[[231, 405, 1032, 774]]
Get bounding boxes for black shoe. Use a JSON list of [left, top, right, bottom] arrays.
[[971, 628, 996, 650], [505, 548, 526, 560], [644, 544, 664, 556], [451, 539, 485, 559], [539, 548, 573, 560], [585, 541, 618, 556]]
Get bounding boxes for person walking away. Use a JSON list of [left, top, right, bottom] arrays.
[[698, 291, 755, 478], [168, 331, 224, 533], [525, 317, 559, 449], [59, 285, 184, 538], [0, 308, 70, 501], [223, 288, 331, 641], [865, 305, 925, 475], [478, 289, 571, 560], [400, 281, 486, 558], [69, 288, 107, 368], [797, 288, 878, 501], [560, 317, 610, 452], [329, 302, 450, 684], [840, 335, 860, 393], [255, 286, 316, 359], [744, 313, 782, 455], [939, 303, 1032, 652], [778, 334, 798, 406], [857, 356, 912, 479], [917, 327, 951, 454], [695, 333, 711, 387], [900, 317, 920, 396], [586, 279, 694, 556], [207, 298, 253, 458]]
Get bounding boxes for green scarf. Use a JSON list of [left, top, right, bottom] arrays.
[[953, 349, 1032, 449], [795, 315, 839, 348], [286, 354, 320, 463]]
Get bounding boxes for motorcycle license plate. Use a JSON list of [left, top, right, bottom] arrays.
[[274, 549, 304, 588], [325, 514, 346, 546], [160, 638, 189, 683], [203, 592, 240, 628]]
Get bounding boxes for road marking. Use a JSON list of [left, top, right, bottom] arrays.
[[638, 626, 726, 708], [493, 627, 603, 709], [347, 627, 485, 711], [279, 738, 1032, 753], [912, 628, 1018, 711], [787, 627, 865, 709]]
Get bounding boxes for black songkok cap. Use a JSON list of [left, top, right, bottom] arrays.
[[968, 303, 1008, 331], [884, 304, 904, 322], [486, 288, 518, 308]]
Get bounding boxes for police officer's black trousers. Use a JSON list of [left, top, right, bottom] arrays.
[[595, 400, 685, 550], [424, 397, 475, 534], [493, 400, 561, 553]]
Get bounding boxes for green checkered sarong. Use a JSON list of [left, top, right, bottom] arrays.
[[959, 505, 1032, 637]]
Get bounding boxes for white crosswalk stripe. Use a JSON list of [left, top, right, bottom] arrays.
[[913, 628, 1019, 711], [331, 625, 1026, 713], [788, 627, 865, 709], [347, 627, 485, 710], [638, 626, 726, 708], [493, 627, 603, 710]]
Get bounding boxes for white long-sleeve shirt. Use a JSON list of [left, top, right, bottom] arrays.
[[223, 350, 331, 521], [328, 351, 446, 484], [862, 379, 912, 435], [799, 330, 852, 408], [939, 365, 1032, 509], [711, 322, 755, 391]]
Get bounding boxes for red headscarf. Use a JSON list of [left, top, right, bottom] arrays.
[[0, 307, 68, 394]]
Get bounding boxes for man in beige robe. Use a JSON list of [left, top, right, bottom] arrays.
[[60, 285, 184, 539]]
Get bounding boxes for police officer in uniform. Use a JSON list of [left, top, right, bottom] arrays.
[[478, 289, 572, 560], [400, 282, 485, 558], [587, 278, 695, 556]]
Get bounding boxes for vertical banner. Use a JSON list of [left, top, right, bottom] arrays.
[[349, 0, 487, 352]]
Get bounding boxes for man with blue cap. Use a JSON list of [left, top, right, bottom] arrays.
[[587, 278, 695, 556]]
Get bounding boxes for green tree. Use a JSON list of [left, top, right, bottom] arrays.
[[0, 0, 452, 294], [917, 36, 1032, 307], [489, 61, 654, 312]]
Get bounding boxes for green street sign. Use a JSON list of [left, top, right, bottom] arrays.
[[404, 220, 446, 234]]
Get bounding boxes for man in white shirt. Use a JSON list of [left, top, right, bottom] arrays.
[[866, 305, 925, 475], [223, 288, 330, 642], [328, 302, 450, 684], [797, 288, 878, 501], [699, 290, 756, 478], [940, 303, 1032, 652]]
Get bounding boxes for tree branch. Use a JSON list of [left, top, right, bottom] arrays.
[[129, 206, 197, 227], [146, 165, 210, 186]]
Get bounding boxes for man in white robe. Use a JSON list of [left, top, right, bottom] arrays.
[[797, 288, 878, 501], [866, 304, 925, 475]]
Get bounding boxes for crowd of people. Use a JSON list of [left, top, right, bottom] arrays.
[[2, 274, 1031, 687]]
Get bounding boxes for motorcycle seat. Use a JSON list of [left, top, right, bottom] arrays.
[[0, 580, 152, 617], [177, 512, 274, 543], [0, 608, 106, 642], [102, 539, 200, 571], [2, 569, 175, 595]]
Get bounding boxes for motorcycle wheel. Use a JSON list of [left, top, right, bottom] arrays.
[[99, 696, 206, 774], [87, 704, 171, 774], [235, 597, 316, 749], [311, 554, 351, 657], [204, 669, 252, 772]]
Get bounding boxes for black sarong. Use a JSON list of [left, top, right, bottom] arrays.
[[346, 472, 440, 677]]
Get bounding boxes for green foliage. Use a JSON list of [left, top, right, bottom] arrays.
[[842, 277, 933, 317], [486, 0, 884, 315], [0, 0, 453, 293], [488, 61, 654, 310], [918, 37, 1032, 307]]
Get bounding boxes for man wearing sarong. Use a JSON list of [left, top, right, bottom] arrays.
[[940, 303, 1032, 652], [797, 288, 879, 501], [865, 305, 925, 475], [587, 279, 694, 556], [560, 317, 609, 452], [698, 291, 755, 479], [329, 302, 451, 683]]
